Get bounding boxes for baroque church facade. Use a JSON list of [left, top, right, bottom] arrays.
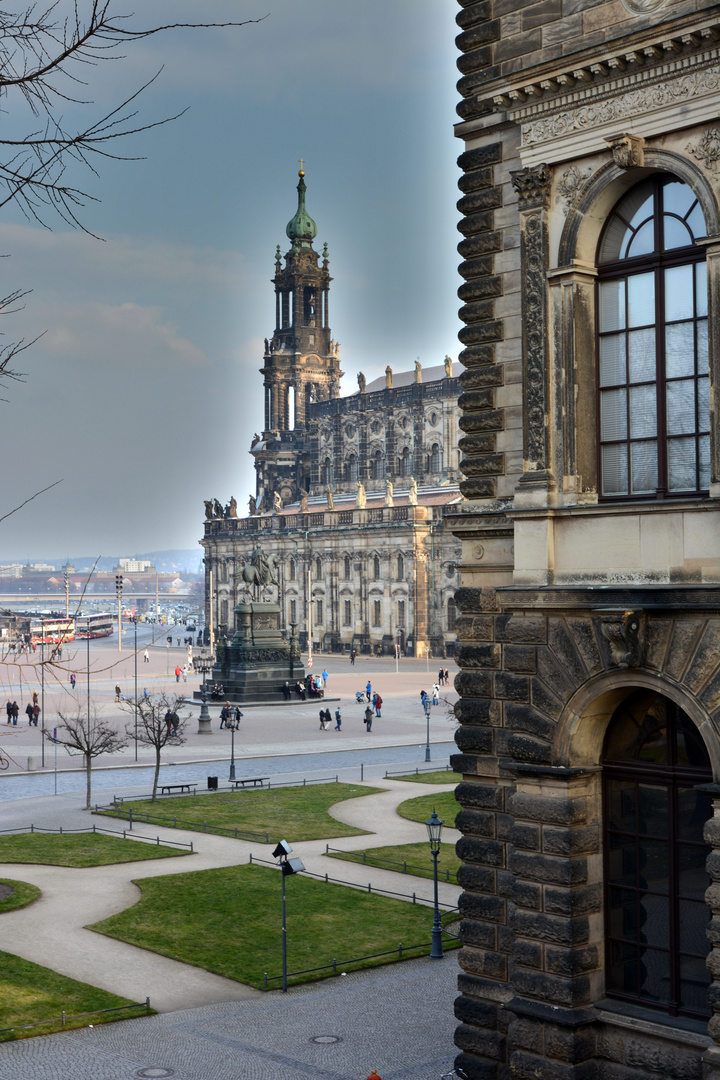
[[450, 1, 720, 1080], [201, 170, 463, 657]]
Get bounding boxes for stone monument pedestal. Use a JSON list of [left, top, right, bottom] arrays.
[[202, 602, 304, 704]]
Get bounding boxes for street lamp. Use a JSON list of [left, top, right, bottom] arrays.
[[423, 695, 432, 762], [426, 809, 444, 959], [132, 617, 138, 761], [273, 840, 305, 992], [196, 654, 213, 735], [228, 710, 242, 780], [115, 574, 123, 653]]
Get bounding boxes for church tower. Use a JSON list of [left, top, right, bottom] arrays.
[[262, 167, 341, 432], [252, 168, 341, 507]]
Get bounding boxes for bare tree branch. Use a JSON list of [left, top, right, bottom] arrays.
[[49, 704, 128, 808], [123, 692, 187, 801], [0, 477, 62, 525]]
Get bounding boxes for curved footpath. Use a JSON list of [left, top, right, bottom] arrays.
[[0, 780, 460, 1013]]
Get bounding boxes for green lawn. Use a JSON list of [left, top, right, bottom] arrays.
[[0, 951, 151, 1041], [396, 791, 458, 827], [0, 833, 190, 867], [387, 769, 457, 785], [327, 841, 460, 883], [0, 878, 41, 913], [89, 863, 458, 988], [96, 783, 383, 842]]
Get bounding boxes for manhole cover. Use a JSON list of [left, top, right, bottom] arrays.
[[135, 1070, 175, 1078], [310, 1036, 342, 1045]]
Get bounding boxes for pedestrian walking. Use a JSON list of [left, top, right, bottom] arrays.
[[174, 665, 182, 683], [319, 708, 328, 730], [114, 684, 121, 702], [32, 690, 39, 706], [182, 664, 188, 683], [5, 699, 11, 724], [444, 668, 450, 687], [25, 702, 34, 725], [11, 701, 18, 725], [334, 707, 342, 731], [364, 705, 373, 732], [366, 681, 372, 702], [164, 710, 173, 736], [32, 703, 40, 726], [438, 667, 445, 687], [234, 706, 242, 728], [219, 704, 228, 729], [350, 649, 356, 666], [143, 688, 149, 699], [143, 650, 149, 663], [375, 693, 382, 718], [171, 711, 180, 735], [70, 673, 76, 690], [321, 669, 328, 688], [432, 683, 440, 705]]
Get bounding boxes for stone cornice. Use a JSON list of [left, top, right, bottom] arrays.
[[491, 23, 719, 117]]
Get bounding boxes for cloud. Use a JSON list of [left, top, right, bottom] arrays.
[[44, 302, 209, 369]]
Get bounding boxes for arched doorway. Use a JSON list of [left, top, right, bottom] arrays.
[[602, 689, 712, 1019]]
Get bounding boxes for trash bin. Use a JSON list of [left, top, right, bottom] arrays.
[[207, 776, 218, 791]]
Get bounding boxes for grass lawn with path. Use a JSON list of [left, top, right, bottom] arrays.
[[0, 951, 151, 1041], [89, 863, 459, 988], [0, 833, 190, 867], [326, 841, 460, 883], [387, 769, 457, 785], [97, 783, 383, 842], [0, 878, 41, 913], [396, 791, 458, 827]]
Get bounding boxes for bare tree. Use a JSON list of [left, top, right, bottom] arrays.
[[0, 2, 263, 377], [124, 693, 187, 801], [49, 706, 127, 808]]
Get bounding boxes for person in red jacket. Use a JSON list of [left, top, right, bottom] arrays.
[[374, 693, 382, 718]]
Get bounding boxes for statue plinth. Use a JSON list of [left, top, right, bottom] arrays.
[[196, 602, 305, 704]]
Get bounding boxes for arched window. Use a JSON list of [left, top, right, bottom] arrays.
[[321, 459, 332, 485], [602, 689, 712, 1019], [315, 556, 322, 579], [597, 177, 709, 498], [399, 447, 411, 477], [344, 555, 351, 580], [430, 443, 441, 473], [289, 557, 296, 581], [347, 454, 358, 483], [372, 451, 384, 480], [373, 555, 380, 581], [397, 553, 404, 580]]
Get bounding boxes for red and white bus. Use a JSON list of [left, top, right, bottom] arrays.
[[30, 617, 75, 644], [75, 613, 114, 639]]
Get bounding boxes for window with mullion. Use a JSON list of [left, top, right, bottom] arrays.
[[597, 176, 709, 500]]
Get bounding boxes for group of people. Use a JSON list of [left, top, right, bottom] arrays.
[[209, 683, 225, 701], [219, 703, 242, 729], [163, 709, 181, 736], [4, 699, 19, 724], [421, 686, 441, 707], [174, 665, 189, 683], [286, 673, 325, 701], [318, 707, 342, 730], [437, 667, 451, 686]]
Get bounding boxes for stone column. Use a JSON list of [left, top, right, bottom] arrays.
[[510, 164, 556, 508]]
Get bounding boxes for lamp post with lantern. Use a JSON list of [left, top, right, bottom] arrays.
[[426, 808, 444, 959]]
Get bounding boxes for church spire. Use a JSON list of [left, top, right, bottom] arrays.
[[286, 165, 317, 249]]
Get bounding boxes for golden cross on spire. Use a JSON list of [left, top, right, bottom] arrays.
[[298, 157, 305, 174]]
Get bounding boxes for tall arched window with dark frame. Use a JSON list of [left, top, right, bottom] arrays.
[[597, 176, 709, 499]]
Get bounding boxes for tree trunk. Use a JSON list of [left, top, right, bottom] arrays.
[[152, 748, 161, 801], [85, 753, 92, 810]]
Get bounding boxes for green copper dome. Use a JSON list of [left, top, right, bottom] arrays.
[[286, 169, 317, 247]]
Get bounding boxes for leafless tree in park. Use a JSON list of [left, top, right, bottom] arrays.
[[49, 706, 128, 809], [124, 693, 187, 801], [0, 2, 263, 384]]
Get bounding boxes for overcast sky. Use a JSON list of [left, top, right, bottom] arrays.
[[0, 1, 460, 565]]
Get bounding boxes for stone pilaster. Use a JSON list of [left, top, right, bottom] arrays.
[[510, 164, 555, 507]]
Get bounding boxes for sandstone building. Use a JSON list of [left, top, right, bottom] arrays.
[[201, 171, 463, 656], [449, 0, 720, 1077]]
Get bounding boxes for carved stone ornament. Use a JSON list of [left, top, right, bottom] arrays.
[[599, 610, 646, 668], [687, 128, 720, 173], [621, 0, 667, 13], [523, 70, 720, 147], [511, 163, 551, 209], [556, 165, 592, 207], [605, 133, 645, 169]]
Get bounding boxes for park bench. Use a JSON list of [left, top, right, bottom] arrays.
[[230, 777, 269, 789], [159, 783, 197, 795]]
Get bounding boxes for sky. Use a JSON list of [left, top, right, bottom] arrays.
[[0, 0, 461, 566]]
